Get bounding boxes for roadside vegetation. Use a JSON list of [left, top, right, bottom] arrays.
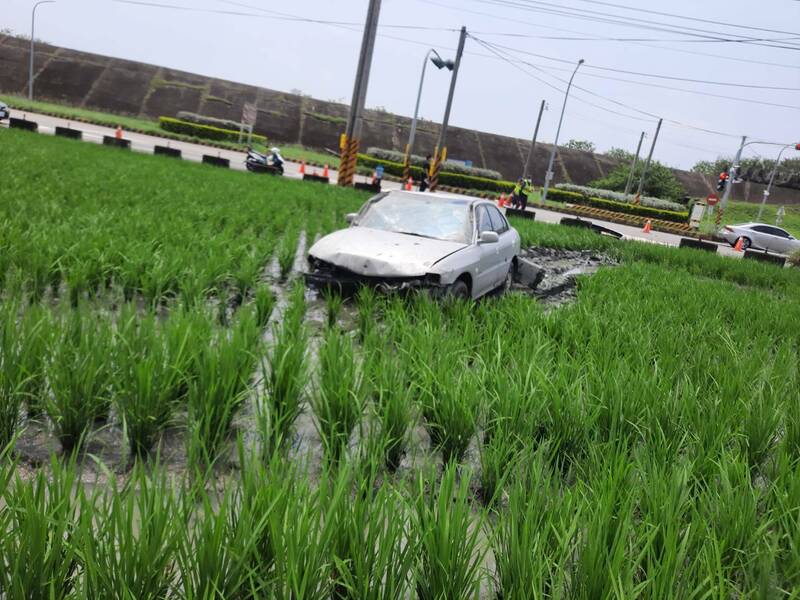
[[2, 127, 800, 597]]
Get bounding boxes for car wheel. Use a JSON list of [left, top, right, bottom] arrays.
[[446, 279, 470, 300], [738, 236, 752, 250], [500, 260, 517, 293]]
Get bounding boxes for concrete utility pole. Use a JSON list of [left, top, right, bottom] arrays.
[[541, 58, 583, 203], [338, 0, 382, 187], [429, 26, 467, 192], [634, 118, 662, 203], [522, 100, 546, 180], [29, 1, 55, 101], [403, 49, 453, 183], [623, 131, 646, 200]]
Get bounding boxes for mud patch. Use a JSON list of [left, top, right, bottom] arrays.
[[515, 247, 617, 306]]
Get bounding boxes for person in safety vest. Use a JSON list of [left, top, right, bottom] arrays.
[[511, 177, 531, 210]]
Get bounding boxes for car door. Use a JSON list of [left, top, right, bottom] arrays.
[[748, 226, 772, 250], [486, 204, 517, 280], [473, 205, 501, 296], [763, 226, 795, 254]]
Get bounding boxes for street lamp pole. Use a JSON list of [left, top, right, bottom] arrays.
[[29, 1, 55, 101], [541, 58, 583, 203], [757, 143, 798, 221], [403, 49, 453, 183]]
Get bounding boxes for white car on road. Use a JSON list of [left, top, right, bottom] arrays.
[[721, 222, 800, 255], [305, 190, 520, 299]]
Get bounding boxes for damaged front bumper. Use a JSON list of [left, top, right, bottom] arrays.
[[304, 257, 446, 296]]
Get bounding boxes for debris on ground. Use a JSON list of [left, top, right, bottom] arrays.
[[514, 247, 617, 305]]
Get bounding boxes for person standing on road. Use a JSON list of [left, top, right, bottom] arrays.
[[419, 154, 432, 192]]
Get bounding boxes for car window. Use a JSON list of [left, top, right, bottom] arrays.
[[766, 227, 790, 238], [486, 205, 509, 233], [357, 194, 472, 244], [475, 206, 493, 234]]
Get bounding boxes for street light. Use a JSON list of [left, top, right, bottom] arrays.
[[757, 143, 800, 221], [541, 58, 584, 203], [403, 48, 454, 181], [29, 0, 56, 100]]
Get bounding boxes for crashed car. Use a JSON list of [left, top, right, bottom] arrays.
[[305, 190, 520, 299], [0, 101, 9, 121]]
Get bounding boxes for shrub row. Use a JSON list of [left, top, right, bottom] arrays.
[[158, 117, 267, 145], [176, 111, 244, 132], [357, 155, 516, 193], [365, 147, 503, 180], [548, 188, 689, 223], [556, 183, 686, 212]]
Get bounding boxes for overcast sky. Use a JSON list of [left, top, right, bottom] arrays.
[[4, 0, 800, 169]]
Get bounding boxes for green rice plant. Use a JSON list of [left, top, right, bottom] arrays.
[[413, 464, 487, 600], [258, 284, 307, 452], [187, 314, 258, 468], [329, 466, 414, 599], [77, 465, 182, 599], [355, 285, 378, 341], [18, 306, 53, 418], [370, 350, 414, 471], [46, 311, 115, 452], [769, 456, 800, 594], [233, 251, 263, 304], [254, 285, 275, 328], [114, 308, 191, 458], [492, 445, 580, 599], [277, 232, 298, 282], [176, 483, 266, 599], [572, 446, 641, 599], [0, 454, 80, 599], [0, 302, 24, 448], [420, 365, 480, 464], [313, 329, 364, 466], [323, 287, 344, 328]]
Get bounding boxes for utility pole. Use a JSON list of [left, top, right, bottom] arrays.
[[623, 131, 646, 200], [522, 100, 546, 180], [429, 26, 467, 192], [716, 135, 747, 229], [29, 1, 55, 100], [541, 58, 583, 203], [634, 118, 662, 204], [338, 0, 382, 187]]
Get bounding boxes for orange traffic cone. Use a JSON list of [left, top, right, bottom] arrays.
[[115, 125, 123, 140], [734, 237, 744, 252], [643, 219, 652, 234], [405, 177, 413, 191], [299, 160, 305, 175], [323, 164, 329, 178]]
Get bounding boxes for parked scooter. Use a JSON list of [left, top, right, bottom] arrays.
[[246, 146, 284, 175]]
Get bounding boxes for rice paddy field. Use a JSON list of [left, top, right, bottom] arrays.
[[2, 126, 800, 598]]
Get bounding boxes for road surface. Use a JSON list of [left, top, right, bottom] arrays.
[[4, 108, 740, 258]]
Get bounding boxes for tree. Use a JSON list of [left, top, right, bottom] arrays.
[[565, 139, 596, 153], [603, 147, 633, 161], [591, 160, 685, 200]]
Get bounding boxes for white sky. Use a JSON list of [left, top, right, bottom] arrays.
[[4, 0, 800, 168]]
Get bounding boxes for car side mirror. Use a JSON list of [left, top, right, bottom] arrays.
[[345, 213, 358, 224], [479, 230, 499, 244]]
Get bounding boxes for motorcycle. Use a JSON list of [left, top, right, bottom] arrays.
[[245, 147, 284, 175]]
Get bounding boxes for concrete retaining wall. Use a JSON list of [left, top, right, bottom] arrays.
[[1, 34, 797, 204]]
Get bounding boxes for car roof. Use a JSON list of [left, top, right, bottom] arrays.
[[734, 222, 784, 229]]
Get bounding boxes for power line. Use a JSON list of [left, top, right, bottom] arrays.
[[486, 41, 800, 90], [474, 0, 800, 50], [423, 0, 800, 70]]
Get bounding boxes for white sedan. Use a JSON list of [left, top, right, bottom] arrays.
[[721, 222, 800, 255], [305, 191, 520, 299]]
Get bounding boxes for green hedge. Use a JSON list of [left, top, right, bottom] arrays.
[[357, 155, 516, 193], [159, 117, 267, 145], [547, 188, 688, 223]]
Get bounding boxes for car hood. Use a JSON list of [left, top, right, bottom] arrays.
[[308, 227, 468, 277]]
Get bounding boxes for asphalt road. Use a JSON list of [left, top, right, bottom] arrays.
[[4, 108, 740, 258]]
